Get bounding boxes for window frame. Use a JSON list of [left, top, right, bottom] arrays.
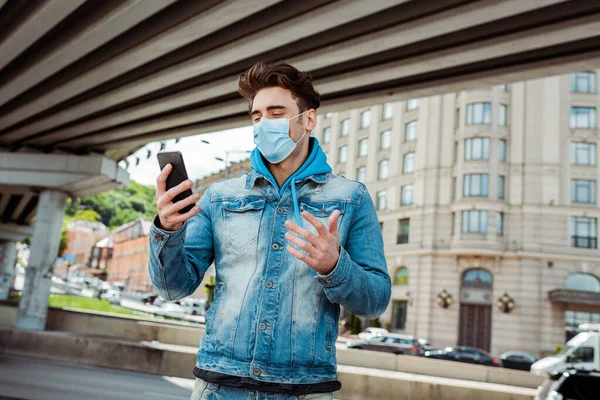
[[338, 145, 348, 163], [571, 179, 597, 204], [498, 175, 505, 199], [322, 126, 331, 144], [401, 184, 414, 206], [404, 120, 418, 141], [570, 107, 597, 129], [340, 118, 350, 136], [402, 152, 416, 174], [406, 99, 419, 111], [463, 174, 489, 197], [378, 159, 390, 180], [571, 72, 597, 94], [466, 102, 492, 125], [382, 103, 393, 120], [461, 210, 488, 234], [357, 138, 369, 157], [464, 137, 490, 161], [376, 190, 388, 211], [380, 130, 392, 149], [397, 218, 410, 244], [356, 166, 366, 183], [360, 110, 371, 129], [570, 142, 597, 166]]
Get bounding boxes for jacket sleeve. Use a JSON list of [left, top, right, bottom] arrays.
[[148, 186, 214, 301], [314, 184, 391, 319]]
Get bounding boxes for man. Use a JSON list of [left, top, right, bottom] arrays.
[[149, 61, 391, 400]]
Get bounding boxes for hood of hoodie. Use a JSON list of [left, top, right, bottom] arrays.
[[250, 137, 332, 226]]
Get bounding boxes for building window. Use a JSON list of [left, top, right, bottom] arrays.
[[340, 118, 350, 136], [571, 142, 596, 166], [571, 179, 596, 204], [463, 174, 489, 197], [496, 212, 504, 235], [571, 217, 598, 249], [498, 175, 505, 199], [397, 219, 409, 244], [464, 138, 490, 160], [325, 112, 333, 119], [357, 138, 368, 157], [394, 267, 409, 285], [376, 190, 387, 211], [498, 104, 508, 126], [382, 103, 393, 120], [356, 166, 366, 183], [497, 84, 508, 91], [405, 120, 418, 141], [466, 102, 491, 125], [566, 272, 600, 292], [571, 72, 596, 94], [380, 130, 392, 149], [338, 145, 348, 163], [499, 139, 507, 162], [462, 210, 488, 233], [570, 107, 597, 129], [392, 300, 408, 330], [401, 184, 414, 206], [403, 152, 415, 174], [378, 159, 389, 180], [322, 127, 331, 144], [406, 99, 419, 111], [360, 110, 371, 129]]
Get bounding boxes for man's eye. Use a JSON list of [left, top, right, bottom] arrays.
[[252, 117, 261, 123]]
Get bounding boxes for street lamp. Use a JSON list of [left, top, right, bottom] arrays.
[[436, 289, 453, 309], [497, 292, 515, 313]]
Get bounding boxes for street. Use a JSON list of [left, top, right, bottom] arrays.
[[0, 354, 194, 400]]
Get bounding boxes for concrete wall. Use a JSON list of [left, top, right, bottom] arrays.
[[0, 325, 537, 400]]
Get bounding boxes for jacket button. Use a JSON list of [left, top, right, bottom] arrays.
[[265, 281, 273, 288], [259, 323, 267, 331], [272, 243, 280, 250], [252, 368, 262, 376], [277, 207, 285, 214], [154, 233, 162, 241]]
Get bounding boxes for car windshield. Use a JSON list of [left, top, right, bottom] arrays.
[[555, 346, 574, 356]]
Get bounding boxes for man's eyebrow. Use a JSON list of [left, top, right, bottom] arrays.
[[250, 105, 288, 115]]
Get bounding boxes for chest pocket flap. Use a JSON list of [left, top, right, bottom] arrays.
[[222, 198, 266, 251]]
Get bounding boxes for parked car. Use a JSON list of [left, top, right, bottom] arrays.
[[357, 327, 389, 341], [100, 289, 121, 305], [418, 338, 435, 352], [155, 302, 186, 319], [424, 346, 500, 367], [500, 351, 538, 371], [141, 292, 158, 305], [347, 334, 423, 356], [181, 298, 207, 316], [535, 370, 599, 400]]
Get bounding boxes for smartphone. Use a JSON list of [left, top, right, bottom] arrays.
[[157, 151, 194, 214]]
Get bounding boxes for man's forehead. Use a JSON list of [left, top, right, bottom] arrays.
[[252, 87, 297, 112]]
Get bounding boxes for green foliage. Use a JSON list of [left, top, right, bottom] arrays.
[[369, 318, 382, 328], [348, 312, 363, 335], [66, 181, 157, 230]]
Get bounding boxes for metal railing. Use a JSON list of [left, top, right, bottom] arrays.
[[571, 236, 598, 249]]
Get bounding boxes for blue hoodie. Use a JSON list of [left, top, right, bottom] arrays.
[[250, 137, 332, 228]]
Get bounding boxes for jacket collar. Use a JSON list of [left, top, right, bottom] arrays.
[[245, 170, 328, 189]]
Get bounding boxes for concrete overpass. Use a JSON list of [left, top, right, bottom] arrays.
[[1, 0, 600, 330]]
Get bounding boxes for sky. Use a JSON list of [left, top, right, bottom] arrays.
[[124, 125, 255, 187]]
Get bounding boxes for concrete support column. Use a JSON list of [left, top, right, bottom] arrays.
[[0, 240, 17, 300], [16, 190, 68, 331]]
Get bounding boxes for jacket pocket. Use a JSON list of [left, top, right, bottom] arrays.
[[221, 198, 266, 252]]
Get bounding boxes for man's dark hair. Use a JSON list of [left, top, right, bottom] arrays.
[[238, 61, 320, 113]]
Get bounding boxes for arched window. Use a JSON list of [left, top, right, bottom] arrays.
[[566, 273, 600, 293], [462, 268, 493, 288], [394, 267, 409, 285]]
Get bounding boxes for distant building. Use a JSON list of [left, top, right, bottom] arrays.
[[194, 158, 251, 197], [55, 220, 107, 278], [105, 218, 152, 293]]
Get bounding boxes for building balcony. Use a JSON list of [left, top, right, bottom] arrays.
[[549, 289, 600, 307], [571, 236, 598, 249]]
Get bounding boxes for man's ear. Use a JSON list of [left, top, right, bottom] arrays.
[[305, 108, 317, 132]]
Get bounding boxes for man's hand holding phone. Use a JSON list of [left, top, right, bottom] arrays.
[[156, 164, 201, 231]]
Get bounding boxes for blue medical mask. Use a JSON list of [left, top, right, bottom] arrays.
[[253, 111, 308, 164]]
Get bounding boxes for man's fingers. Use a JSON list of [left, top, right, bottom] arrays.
[[156, 164, 172, 198], [287, 245, 317, 268], [284, 220, 320, 247], [158, 179, 193, 207], [302, 211, 329, 237], [285, 232, 316, 253], [328, 210, 341, 236], [169, 205, 201, 223], [165, 192, 201, 214]]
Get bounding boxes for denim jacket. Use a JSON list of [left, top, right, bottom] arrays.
[[148, 165, 391, 384]]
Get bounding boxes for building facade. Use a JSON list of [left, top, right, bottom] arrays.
[[55, 220, 108, 278], [313, 70, 600, 357]]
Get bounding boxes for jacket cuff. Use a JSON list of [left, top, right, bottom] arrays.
[[150, 215, 187, 245], [314, 246, 351, 288]]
